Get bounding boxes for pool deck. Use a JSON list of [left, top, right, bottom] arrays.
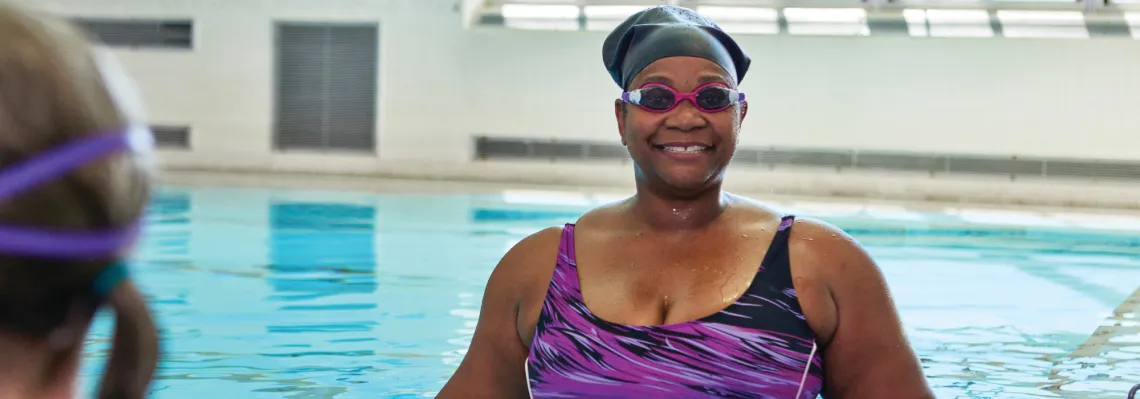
[[156, 158, 1140, 211], [158, 169, 1140, 215]]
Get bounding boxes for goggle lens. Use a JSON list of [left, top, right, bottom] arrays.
[[625, 84, 743, 113]]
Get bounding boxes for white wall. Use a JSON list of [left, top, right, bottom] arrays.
[[15, 0, 1140, 205], [463, 29, 1140, 160]]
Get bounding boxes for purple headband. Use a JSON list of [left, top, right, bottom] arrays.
[[0, 130, 147, 259]]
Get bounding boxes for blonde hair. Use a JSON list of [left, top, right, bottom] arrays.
[[0, 2, 159, 398]]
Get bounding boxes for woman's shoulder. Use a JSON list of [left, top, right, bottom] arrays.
[[784, 217, 867, 266], [776, 214, 932, 397], [724, 193, 788, 221], [721, 193, 859, 253], [486, 226, 566, 297], [575, 196, 632, 228], [504, 226, 565, 265]]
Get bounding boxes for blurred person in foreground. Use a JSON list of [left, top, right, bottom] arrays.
[[440, 5, 934, 399], [0, 2, 160, 399]]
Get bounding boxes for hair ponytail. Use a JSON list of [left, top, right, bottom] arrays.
[[97, 280, 158, 399]]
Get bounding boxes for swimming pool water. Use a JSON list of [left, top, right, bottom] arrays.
[[78, 186, 1140, 398]]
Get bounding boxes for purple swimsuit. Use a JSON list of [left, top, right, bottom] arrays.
[[525, 215, 824, 398]]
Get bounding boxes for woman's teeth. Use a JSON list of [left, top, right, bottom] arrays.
[[660, 145, 709, 153]]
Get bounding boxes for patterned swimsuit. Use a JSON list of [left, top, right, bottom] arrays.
[[525, 215, 824, 398]]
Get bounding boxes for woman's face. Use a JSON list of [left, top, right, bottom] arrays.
[[616, 56, 747, 194]]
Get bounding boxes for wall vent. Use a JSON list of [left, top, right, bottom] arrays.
[[475, 137, 628, 162], [273, 23, 380, 152], [151, 125, 191, 149], [474, 5, 1135, 39], [73, 19, 194, 49], [472, 136, 1140, 182]]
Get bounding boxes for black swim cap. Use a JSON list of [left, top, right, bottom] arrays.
[[602, 5, 751, 90]]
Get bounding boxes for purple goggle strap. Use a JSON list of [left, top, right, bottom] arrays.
[[0, 132, 141, 259]]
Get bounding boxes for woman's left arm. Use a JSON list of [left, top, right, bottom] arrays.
[[789, 218, 934, 399]]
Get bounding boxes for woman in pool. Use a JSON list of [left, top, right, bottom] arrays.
[[439, 5, 933, 399], [0, 3, 159, 399]]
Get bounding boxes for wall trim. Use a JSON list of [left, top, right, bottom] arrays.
[[474, 135, 1140, 183], [153, 150, 1140, 210]]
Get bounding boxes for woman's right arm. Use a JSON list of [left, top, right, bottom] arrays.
[[436, 228, 562, 399]]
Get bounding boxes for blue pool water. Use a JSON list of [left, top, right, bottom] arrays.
[[78, 186, 1140, 398]]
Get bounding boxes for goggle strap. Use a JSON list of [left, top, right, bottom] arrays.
[[0, 133, 129, 201], [0, 130, 146, 259]]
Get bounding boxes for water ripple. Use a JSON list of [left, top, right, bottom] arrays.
[[74, 188, 1140, 398]]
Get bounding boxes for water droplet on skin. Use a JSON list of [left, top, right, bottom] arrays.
[[802, 237, 814, 241], [831, 234, 837, 237], [741, 234, 748, 238]]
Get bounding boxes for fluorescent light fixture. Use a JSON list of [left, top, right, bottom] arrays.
[[996, 10, 1084, 25], [995, 0, 1076, 3], [501, 4, 580, 19], [784, 8, 869, 36], [583, 5, 646, 20], [787, 23, 870, 36], [925, 9, 990, 24], [924, 9, 994, 37], [783, 8, 867, 24], [1127, 11, 1140, 24], [504, 19, 580, 30], [904, 0, 983, 3], [697, 6, 779, 22], [583, 5, 646, 31], [903, 9, 929, 36], [998, 10, 1087, 38], [717, 21, 780, 34], [692, 6, 779, 34], [501, 4, 580, 31], [903, 9, 927, 24], [1124, 12, 1140, 39]]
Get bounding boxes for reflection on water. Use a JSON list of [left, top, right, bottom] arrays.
[[75, 187, 1140, 398], [268, 202, 378, 300]]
